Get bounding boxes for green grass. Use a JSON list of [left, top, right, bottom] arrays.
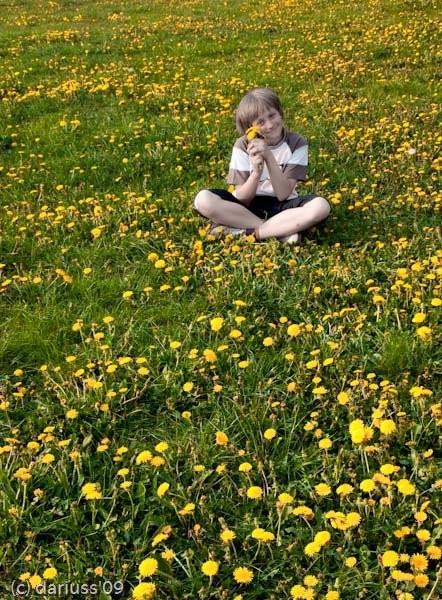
[[1, 0, 442, 598]]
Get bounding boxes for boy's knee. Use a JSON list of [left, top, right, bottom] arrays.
[[315, 196, 331, 220], [193, 190, 214, 218]]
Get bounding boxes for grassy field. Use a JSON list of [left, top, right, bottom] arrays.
[[0, 0, 441, 598]]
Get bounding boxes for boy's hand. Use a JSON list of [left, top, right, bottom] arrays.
[[247, 138, 266, 171]]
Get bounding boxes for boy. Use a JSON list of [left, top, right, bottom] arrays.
[[193, 88, 330, 244]]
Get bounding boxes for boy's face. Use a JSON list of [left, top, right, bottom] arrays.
[[251, 108, 284, 145]]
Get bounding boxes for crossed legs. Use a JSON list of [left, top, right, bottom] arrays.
[[194, 189, 330, 240]]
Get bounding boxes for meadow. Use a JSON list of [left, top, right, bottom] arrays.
[[0, 0, 441, 598]]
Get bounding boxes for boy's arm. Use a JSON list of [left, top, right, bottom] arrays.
[[263, 147, 297, 201], [232, 138, 265, 205], [234, 169, 262, 205]]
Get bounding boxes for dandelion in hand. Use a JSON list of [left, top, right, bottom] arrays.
[[246, 125, 264, 169], [246, 125, 264, 140]]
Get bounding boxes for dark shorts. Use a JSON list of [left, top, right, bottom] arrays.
[[194, 188, 320, 221]]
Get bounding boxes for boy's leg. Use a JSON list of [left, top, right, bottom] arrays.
[[194, 189, 264, 229], [256, 196, 330, 240]]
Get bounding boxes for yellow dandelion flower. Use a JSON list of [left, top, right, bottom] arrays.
[[263, 428, 277, 440], [315, 483, 332, 496], [319, 438, 332, 449], [29, 574, 42, 589], [201, 560, 219, 576], [138, 557, 158, 577], [414, 511, 427, 523], [239, 462, 253, 472], [220, 529, 236, 543], [132, 581, 156, 599], [152, 532, 168, 547], [312, 386, 328, 395], [229, 329, 242, 338], [349, 419, 373, 443], [345, 512, 362, 527], [290, 584, 307, 598], [412, 312, 426, 323], [410, 553, 428, 571], [136, 450, 153, 464], [157, 482, 170, 497], [81, 482, 98, 495], [263, 337, 273, 346], [277, 492, 294, 505], [416, 529, 431, 542], [293, 505, 314, 519], [210, 317, 224, 331], [379, 419, 396, 435], [337, 391, 349, 404], [381, 550, 399, 567], [246, 125, 262, 140], [154, 442, 168, 453], [325, 592, 340, 600], [380, 463, 399, 475], [66, 409, 78, 419], [42, 567, 57, 579], [233, 566, 254, 584], [414, 573, 429, 588], [287, 324, 301, 337], [394, 526, 411, 538], [42, 453, 55, 464], [345, 557, 357, 567], [397, 479, 415, 495], [426, 546, 441, 559], [182, 381, 194, 392], [178, 502, 195, 515], [304, 542, 320, 556], [203, 348, 217, 362], [336, 483, 353, 495], [304, 574, 319, 587], [314, 530, 331, 546], [360, 479, 375, 493], [416, 325, 432, 340], [161, 548, 175, 561], [251, 527, 275, 542], [215, 431, 229, 445], [27, 441, 40, 451], [246, 486, 263, 499], [85, 490, 102, 500]]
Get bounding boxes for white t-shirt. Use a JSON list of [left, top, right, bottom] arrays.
[[227, 128, 308, 200]]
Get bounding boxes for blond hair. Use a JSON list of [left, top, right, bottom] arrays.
[[235, 88, 284, 134]]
